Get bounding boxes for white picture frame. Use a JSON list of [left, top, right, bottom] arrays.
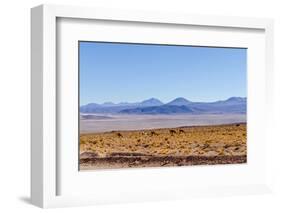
[[31, 4, 274, 208]]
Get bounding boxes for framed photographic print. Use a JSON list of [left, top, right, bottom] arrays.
[[31, 4, 274, 208], [79, 42, 247, 170]]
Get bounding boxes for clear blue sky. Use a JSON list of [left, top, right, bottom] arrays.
[[79, 41, 246, 105]]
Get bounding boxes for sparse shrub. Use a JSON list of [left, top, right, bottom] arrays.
[[236, 124, 240, 127], [116, 132, 123, 137], [90, 140, 97, 144], [224, 144, 231, 149], [150, 131, 158, 136], [202, 144, 210, 149], [219, 150, 225, 156], [143, 144, 149, 148], [179, 129, 185, 133], [80, 140, 86, 145], [170, 129, 176, 135]]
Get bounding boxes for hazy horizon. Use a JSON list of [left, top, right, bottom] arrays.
[[81, 96, 247, 106], [80, 42, 247, 105]]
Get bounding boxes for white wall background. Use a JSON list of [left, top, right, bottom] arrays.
[[0, 0, 280, 212]]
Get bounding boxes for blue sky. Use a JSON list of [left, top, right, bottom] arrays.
[[79, 41, 246, 105]]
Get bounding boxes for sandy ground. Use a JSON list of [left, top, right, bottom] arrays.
[[80, 123, 247, 170], [80, 113, 246, 133]]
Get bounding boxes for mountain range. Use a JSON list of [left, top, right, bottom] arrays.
[[80, 97, 246, 115]]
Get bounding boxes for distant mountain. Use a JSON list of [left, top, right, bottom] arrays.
[[166, 97, 191, 106], [222, 97, 246, 104], [80, 104, 136, 113], [101, 102, 116, 107], [80, 103, 102, 112], [80, 97, 247, 115], [139, 98, 163, 107], [80, 98, 163, 113], [120, 105, 193, 115], [188, 97, 247, 114]]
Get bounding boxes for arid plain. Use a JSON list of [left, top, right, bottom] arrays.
[[80, 114, 246, 170]]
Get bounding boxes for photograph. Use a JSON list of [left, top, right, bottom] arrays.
[[79, 41, 247, 170]]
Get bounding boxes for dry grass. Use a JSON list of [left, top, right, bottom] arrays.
[[80, 123, 246, 160]]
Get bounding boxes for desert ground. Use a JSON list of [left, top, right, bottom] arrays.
[[80, 113, 246, 133], [80, 122, 247, 170]]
